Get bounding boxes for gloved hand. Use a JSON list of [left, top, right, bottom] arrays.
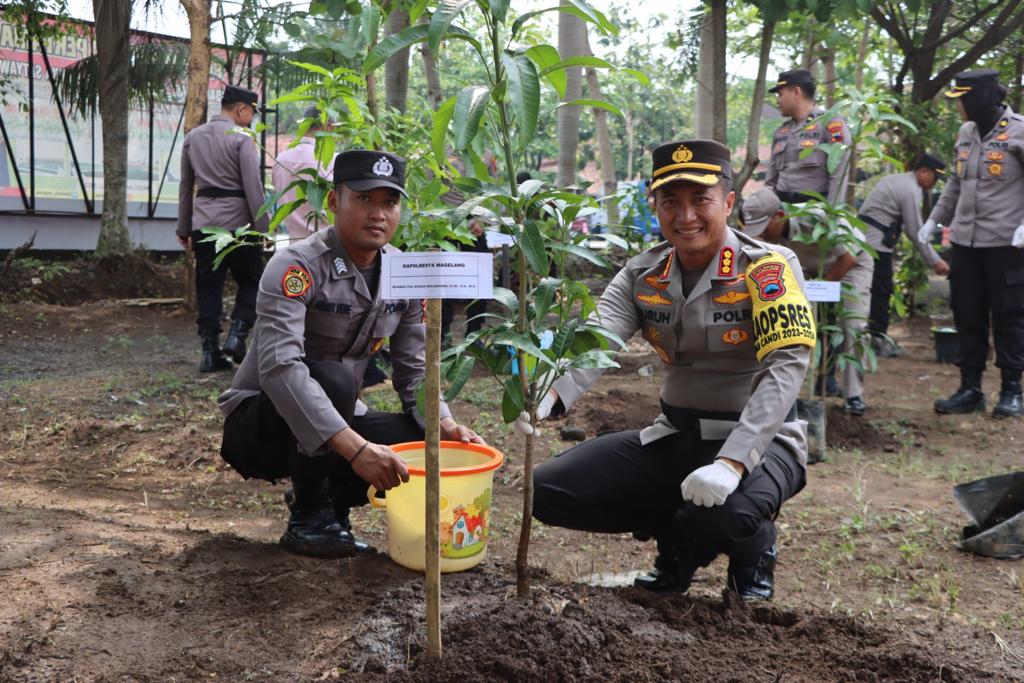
[[513, 390, 558, 436], [1012, 224, 1024, 249], [680, 460, 741, 507], [918, 219, 937, 246]]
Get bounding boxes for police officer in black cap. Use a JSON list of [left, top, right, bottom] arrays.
[[766, 69, 851, 205], [919, 70, 1024, 418], [859, 154, 950, 356], [177, 85, 269, 373], [218, 149, 484, 558]]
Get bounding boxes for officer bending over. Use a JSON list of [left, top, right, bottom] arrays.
[[530, 141, 813, 600], [218, 150, 483, 558]]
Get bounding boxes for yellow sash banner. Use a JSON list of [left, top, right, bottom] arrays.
[[745, 252, 816, 361]]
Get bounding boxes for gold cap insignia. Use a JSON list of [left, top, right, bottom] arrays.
[[671, 145, 694, 163]]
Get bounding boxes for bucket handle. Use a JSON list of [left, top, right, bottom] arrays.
[[367, 485, 386, 509]]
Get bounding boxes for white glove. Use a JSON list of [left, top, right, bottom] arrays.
[[512, 391, 557, 436], [918, 219, 937, 245], [681, 460, 742, 507], [1012, 224, 1024, 249]]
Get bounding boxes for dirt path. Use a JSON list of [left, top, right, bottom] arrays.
[[1, 302, 1023, 681]]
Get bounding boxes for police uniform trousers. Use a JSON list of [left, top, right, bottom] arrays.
[[192, 229, 265, 336], [219, 359, 424, 509], [533, 422, 805, 567], [868, 251, 894, 337], [839, 265, 873, 399], [950, 244, 1024, 374]]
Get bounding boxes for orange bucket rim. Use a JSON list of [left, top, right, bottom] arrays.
[[390, 440, 504, 476]]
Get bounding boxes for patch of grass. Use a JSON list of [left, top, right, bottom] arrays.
[[363, 386, 402, 414], [101, 334, 133, 355]]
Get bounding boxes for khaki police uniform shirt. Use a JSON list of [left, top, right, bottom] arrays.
[[552, 229, 812, 470], [218, 228, 451, 456], [781, 214, 873, 313], [766, 108, 852, 204], [929, 106, 1024, 248], [859, 172, 940, 265], [177, 115, 270, 238]]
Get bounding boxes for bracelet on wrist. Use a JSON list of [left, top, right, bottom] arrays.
[[349, 441, 369, 464]]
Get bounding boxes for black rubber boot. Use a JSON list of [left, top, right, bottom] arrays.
[[935, 370, 985, 414], [280, 454, 372, 558], [199, 331, 232, 373], [727, 545, 777, 602], [993, 372, 1023, 419], [222, 319, 251, 364]]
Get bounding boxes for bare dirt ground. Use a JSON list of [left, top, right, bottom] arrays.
[[2, 298, 1024, 681]]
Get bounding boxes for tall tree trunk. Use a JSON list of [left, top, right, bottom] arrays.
[[822, 45, 837, 107], [181, 0, 212, 134], [556, 0, 585, 188], [585, 65, 617, 227], [1014, 48, 1024, 113], [710, 0, 726, 144], [92, 0, 133, 256], [695, 0, 726, 144], [625, 111, 635, 180], [418, 15, 442, 111], [384, 7, 410, 113], [734, 19, 775, 195], [847, 23, 873, 206]]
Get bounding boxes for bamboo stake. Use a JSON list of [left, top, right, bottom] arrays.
[[424, 297, 442, 660]]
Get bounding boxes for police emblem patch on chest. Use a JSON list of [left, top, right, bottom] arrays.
[[282, 265, 312, 298], [748, 262, 786, 301], [372, 157, 394, 176], [722, 328, 749, 345], [989, 163, 1004, 176], [333, 257, 347, 275]]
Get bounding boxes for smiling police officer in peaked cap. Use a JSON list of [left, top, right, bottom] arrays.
[[526, 139, 813, 601]]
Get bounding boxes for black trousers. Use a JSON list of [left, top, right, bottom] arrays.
[[950, 244, 1024, 374], [869, 251, 894, 337], [192, 229, 264, 336], [219, 359, 425, 509], [533, 428, 805, 567]]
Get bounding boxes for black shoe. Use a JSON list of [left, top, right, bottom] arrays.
[[634, 567, 689, 593], [935, 387, 985, 414], [199, 332, 232, 373], [993, 381, 1023, 419], [842, 396, 867, 416], [222, 319, 251, 364], [727, 545, 777, 602], [280, 517, 371, 558], [283, 487, 369, 551]]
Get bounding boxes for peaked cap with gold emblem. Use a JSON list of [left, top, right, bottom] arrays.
[[944, 69, 1000, 99], [649, 139, 732, 192]]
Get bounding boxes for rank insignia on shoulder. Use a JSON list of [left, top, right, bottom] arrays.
[[722, 328, 749, 345], [637, 292, 673, 306], [282, 265, 312, 298], [333, 257, 347, 275], [713, 290, 751, 305], [717, 247, 734, 277]]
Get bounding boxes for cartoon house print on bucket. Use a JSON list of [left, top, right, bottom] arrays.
[[440, 488, 492, 559]]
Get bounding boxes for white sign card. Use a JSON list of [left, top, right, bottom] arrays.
[[381, 252, 494, 300], [804, 280, 841, 303], [485, 230, 516, 249]]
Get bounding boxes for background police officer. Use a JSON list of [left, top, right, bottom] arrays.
[[740, 187, 874, 415], [860, 154, 949, 357], [766, 69, 851, 205], [218, 150, 483, 558], [919, 70, 1024, 418], [529, 140, 812, 601], [177, 85, 268, 373]]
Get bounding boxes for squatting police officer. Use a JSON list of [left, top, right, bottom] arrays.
[[766, 69, 851, 205], [919, 70, 1024, 418], [177, 85, 268, 373], [528, 140, 813, 601], [218, 150, 483, 558]]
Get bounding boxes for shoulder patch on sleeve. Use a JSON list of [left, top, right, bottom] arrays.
[[746, 252, 816, 361], [282, 265, 312, 298]]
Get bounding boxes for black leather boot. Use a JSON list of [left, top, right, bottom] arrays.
[[634, 552, 695, 593], [283, 486, 369, 551], [280, 454, 372, 558], [993, 372, 1023, 419], [199, 331, 232, 373], [727, 545, 777, 602], [935, 370, 985, 414], [222, 319, 251, 364]]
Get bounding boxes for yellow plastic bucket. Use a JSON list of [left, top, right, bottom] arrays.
[[369, 441, 504, 573]]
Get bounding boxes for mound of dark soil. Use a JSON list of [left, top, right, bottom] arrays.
[[1, 254, 184, 304], [827, 405, 903, 452]]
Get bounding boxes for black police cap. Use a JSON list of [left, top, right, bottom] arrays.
[[945, 69, 1000, 99], [649, 139, 731, 192], [769, 69, 815, 94], [222, 84, 259, 108], [914, 153, 946, 175], [333, 150, 407, 197]]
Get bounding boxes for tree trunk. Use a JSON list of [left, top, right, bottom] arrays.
[[556, 0, 585, 188], [418, 16, 442, 111], [584, 61, 617, 226], [710, 0, 726, 144], [625, 111, 635, 180], [181, 0, 212, 134], [92, 0, 133, 256], [695, 1, 726, 144], [822, 45, 837, 107], [384, 7, 410, 113], [1014, 48, 1023, 113], [733, 19, 775, 195], [847, 23, 873, 206]]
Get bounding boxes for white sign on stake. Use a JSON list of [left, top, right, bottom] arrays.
[[804, 280, 842, 303], [382, 252, 494, 300], [484, 230, 516, 249]]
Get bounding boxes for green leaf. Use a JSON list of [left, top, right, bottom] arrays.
[[578, 322, 627, 350], [620, 68, 650, 86], [363, 23, 482, 73], [501, 377, 525, 423], [525, 45, 565, 98], [559, 0, 618, 35], [501, 51, 541, 152], [491, 330, 557, 370], [549, 320, 576, 359], [432, 95, 457, 165], [550, 241, 611, 268], [492, 286, 518, 311], [443, 356, 475, 401], [520, 220, 550, 276], [285, 59, 332, 78], [490, 0, 511, 24], [569, 349, 620, 370], [538, 55, 614, 77], [549, 98, 623, 118], [453, 85, 491, 150], [428, 0, 473, 54]]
